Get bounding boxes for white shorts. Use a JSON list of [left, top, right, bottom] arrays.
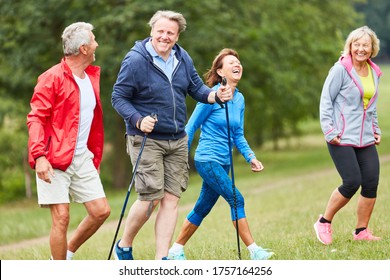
[[36, 149, 106, 207]]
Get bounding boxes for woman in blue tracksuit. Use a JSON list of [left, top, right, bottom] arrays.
[[168, 48, 274, 260], [314, 26, 382, 245]]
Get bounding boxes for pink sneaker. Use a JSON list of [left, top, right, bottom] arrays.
[[353, 229, 381, 241], [314, 215, 332, 245]]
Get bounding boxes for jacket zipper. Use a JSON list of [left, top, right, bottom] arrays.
[[152, 61, 180, 134]]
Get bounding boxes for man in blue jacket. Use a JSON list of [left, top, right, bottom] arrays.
[[111, 10, 232, 260]]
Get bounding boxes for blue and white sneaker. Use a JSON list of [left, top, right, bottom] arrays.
[[114, 240, 133, 260], [168, 248, 186, 260], [250, 247, 274, 260]]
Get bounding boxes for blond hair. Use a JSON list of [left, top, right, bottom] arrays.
[[342, 26, 380, 58], [148, 10, 187, 33]]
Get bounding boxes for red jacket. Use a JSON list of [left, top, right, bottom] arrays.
[[27, 58, 104, 171]]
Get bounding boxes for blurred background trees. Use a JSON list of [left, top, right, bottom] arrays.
[[1, 0, 388, 202]]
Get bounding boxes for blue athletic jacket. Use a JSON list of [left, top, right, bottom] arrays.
[[112, 38, 213, 140], [186, 85, 256, 165]]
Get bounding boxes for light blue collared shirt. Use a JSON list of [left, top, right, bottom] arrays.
[[146, 40, 178, 81]]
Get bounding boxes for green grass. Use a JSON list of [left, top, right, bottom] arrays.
[[1, 65, 390, 260]]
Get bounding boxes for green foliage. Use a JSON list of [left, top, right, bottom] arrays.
[[0, 0, 377, 198], [0, 98, 29, 203], [235, 0, 363, 148], [356, 0, 390, 59]]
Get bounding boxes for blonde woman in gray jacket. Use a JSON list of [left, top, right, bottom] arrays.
[[314, 26, 382, 245]]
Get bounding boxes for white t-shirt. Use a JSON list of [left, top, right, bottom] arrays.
[[73, 73, 96, 155]]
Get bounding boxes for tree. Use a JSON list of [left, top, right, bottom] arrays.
[[355, 0, 390, 60], [0, 0, 365, 199]]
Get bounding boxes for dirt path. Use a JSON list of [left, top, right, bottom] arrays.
[[2, 154, 390, 253]]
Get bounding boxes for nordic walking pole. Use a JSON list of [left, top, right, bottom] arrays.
[[107, 113, 157, 260], [221, 77, 241, 260]]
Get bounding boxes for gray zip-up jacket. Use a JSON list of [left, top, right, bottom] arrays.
[[111, 38, 213, 140], [320, 55, 382, 147]]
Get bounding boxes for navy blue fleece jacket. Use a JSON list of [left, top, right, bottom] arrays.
[[112, 38, 213, 140]]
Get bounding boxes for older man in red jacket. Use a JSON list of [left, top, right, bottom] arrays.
[[27, 22, 110, 260]]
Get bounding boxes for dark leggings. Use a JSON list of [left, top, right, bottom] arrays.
[[327, 143, 379, 199]]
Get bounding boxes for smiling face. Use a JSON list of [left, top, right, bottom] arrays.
[[82, 31, 98, 63], [150, 17, 180, 60], [351, 35, 372, 64], [218, 55, 243, 84]]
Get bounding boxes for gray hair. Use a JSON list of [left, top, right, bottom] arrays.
[[342, 26, 380, 58], [148, 10, 187, 33], [62, 22, 94, 56]]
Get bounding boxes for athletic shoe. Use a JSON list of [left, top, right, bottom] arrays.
[[49, 256, 72, 260], [162, 256, 170, 260], [114, 240, 133, 260], [168, 248, 187, 260], [314, 215, 332, 245], [250, 247, 274, 260], [353, 229, 381, 241]]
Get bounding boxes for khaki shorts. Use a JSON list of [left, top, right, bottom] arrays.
[[126, 135, 189, 201], [36, 149, 106, 207]]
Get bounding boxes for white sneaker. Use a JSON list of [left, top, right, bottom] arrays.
[[168, 248, 187, 260]]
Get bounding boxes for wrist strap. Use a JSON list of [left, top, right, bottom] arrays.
[[136, 117, 145, 130], [215, 92, 224, 108]]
